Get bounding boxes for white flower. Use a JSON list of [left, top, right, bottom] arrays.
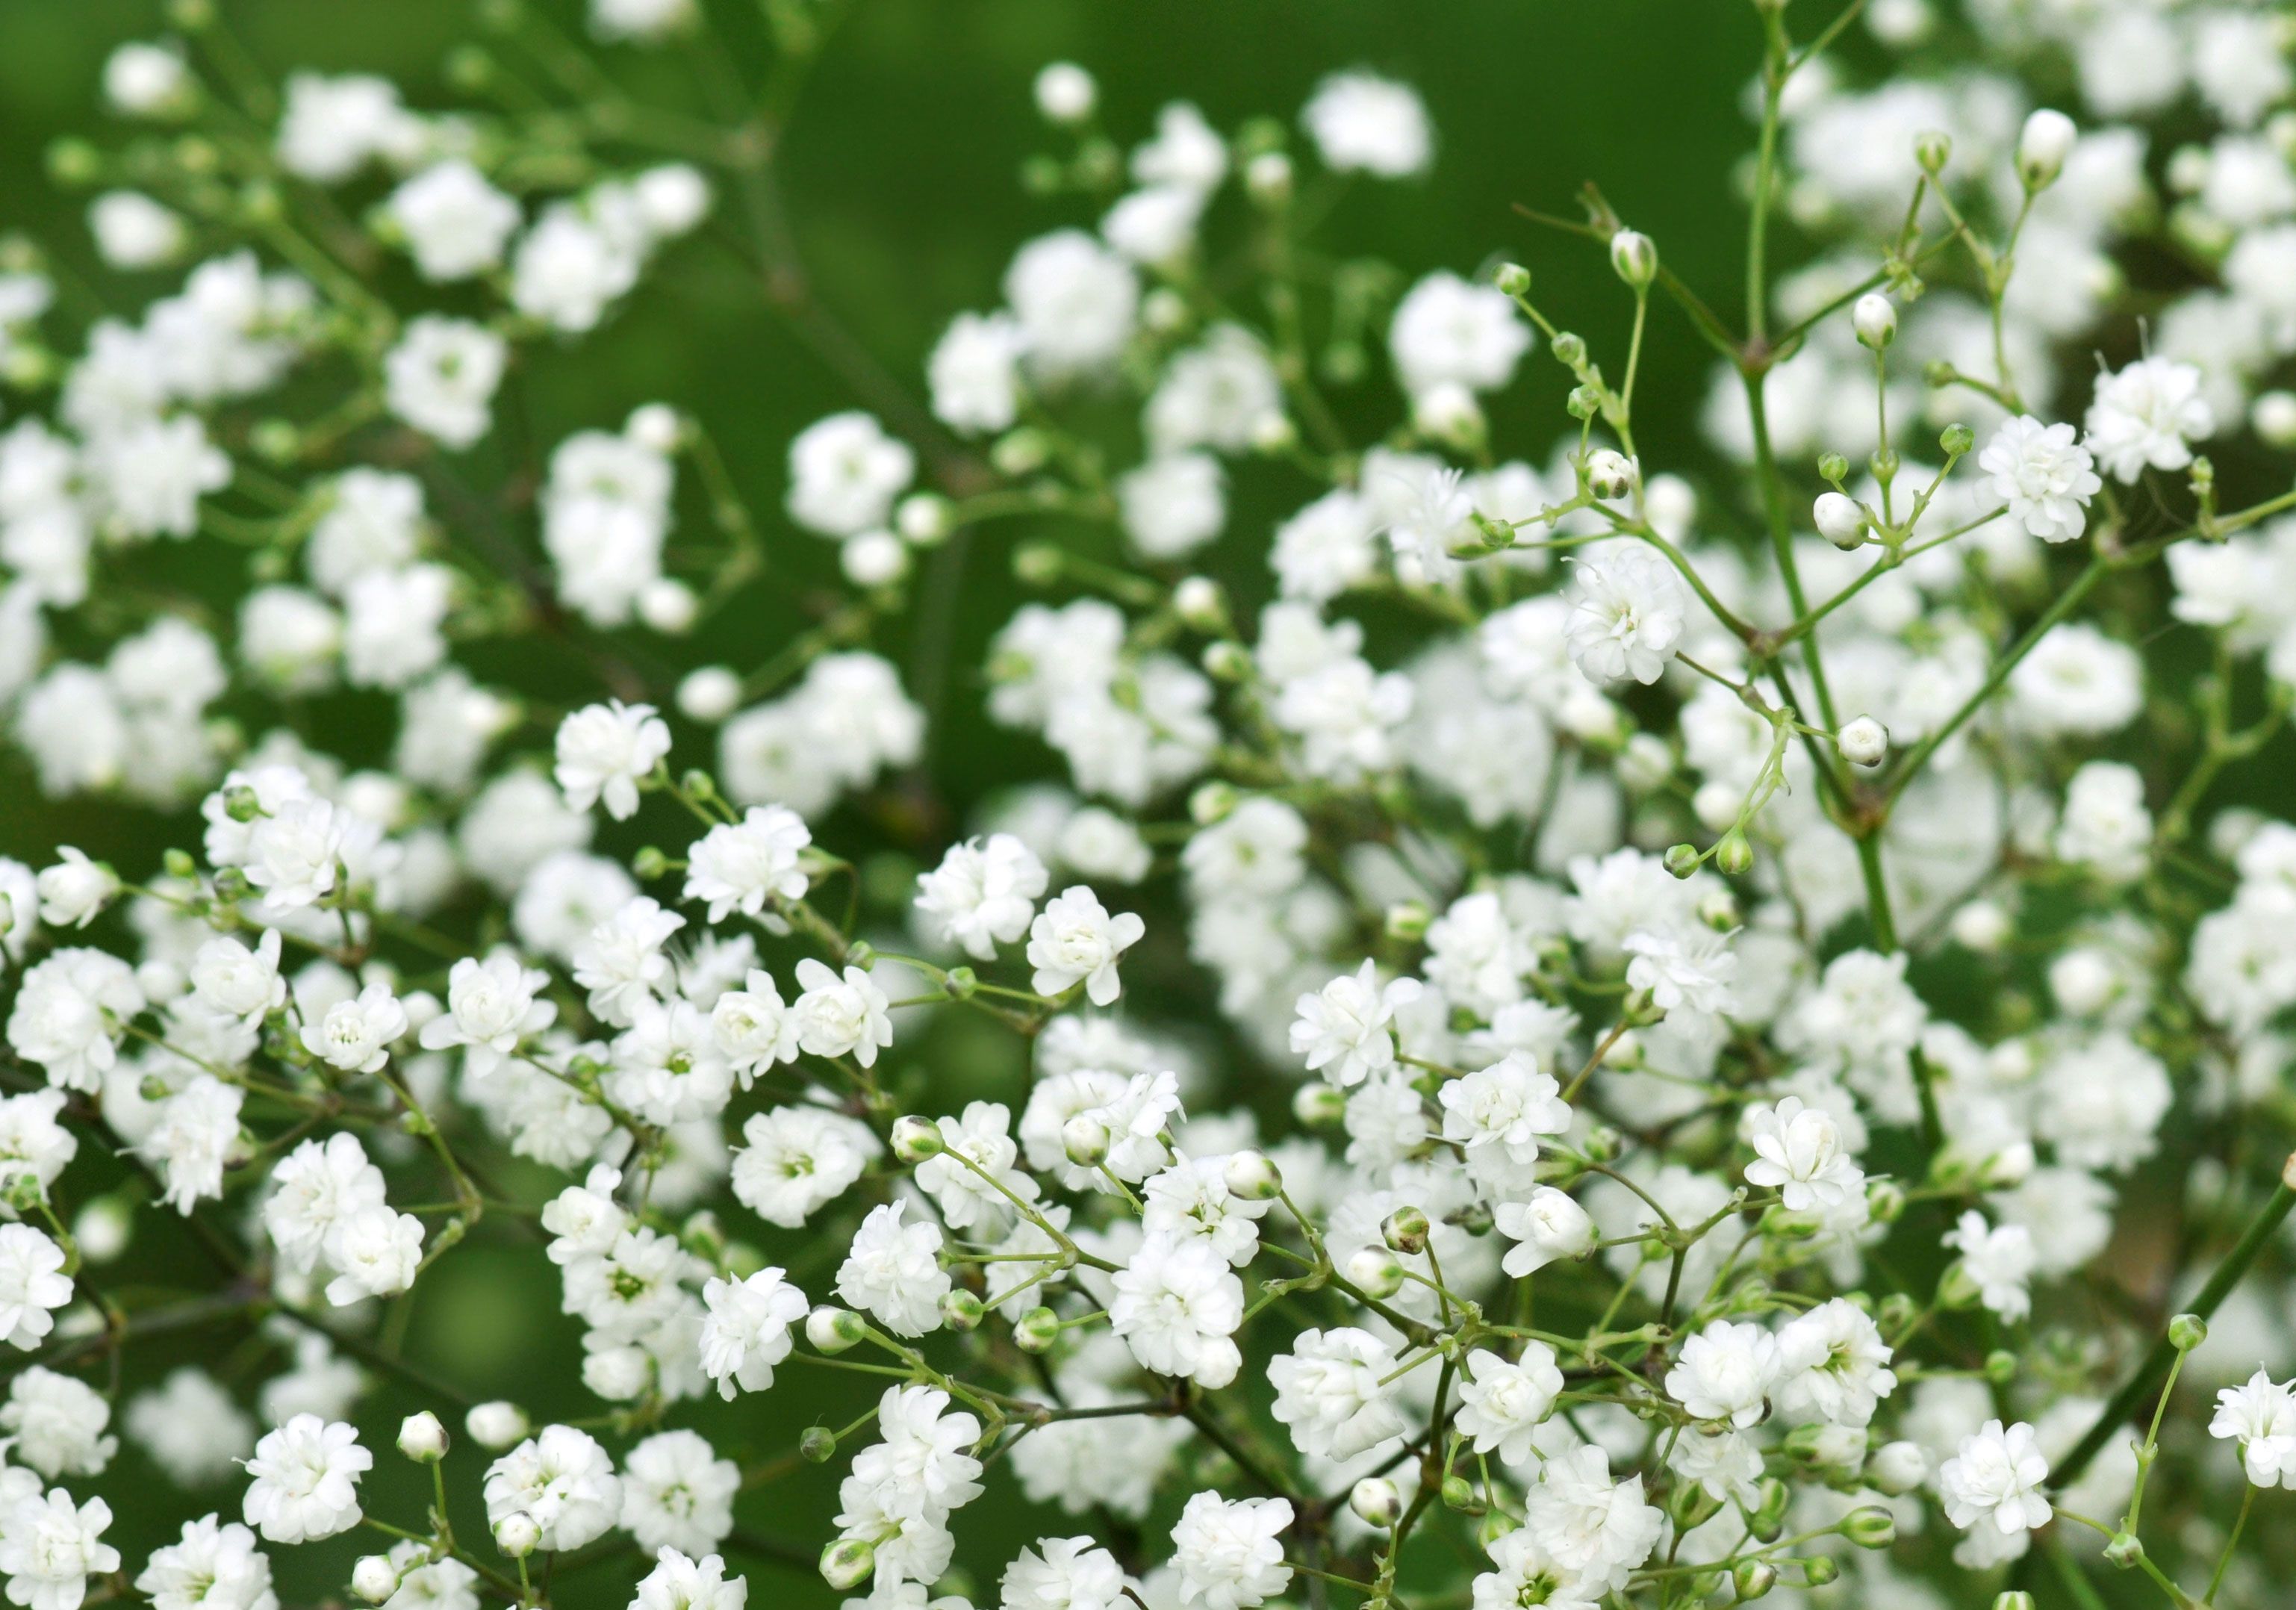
[[302, 983, 408, 1074], [1112, 1234, 1243, 1387], [1938, 1419, 2051, 1536], [1289, 961, 1422, 1087], [124, 1372, 256, 1490], [555, 700, 671, 821], [33, 850, 113, 930], [0, 1489, 119, 1610], [1440, 1052, 1571, 1193], [133, 1517, 273, 1610], [2209, 1370, 2296, 1489], [836, 1202, 950, 1338], [1740, 1095, 1863, 1210], [1456, 1345, 1564, 1466], [1564, 547, 1688, 686], [710, 972, 803, 1084], [137, 1075, 245, 1214], [1004, 230, 1139, 379], [1027, 887, 1146, 1006], [786, 412, 915, 538], [264, 1134, 386, 1274], [242, 1414, 370, 1544], [632, 1550, 745, 1610], [383, 317, 505, 450], [0, 1369, 114, 1479], [386, 161, 520, 282], [929, 311, 1025, 435], [1977, 415, 2100, 543], [1623, 924, 1737, 1017], [1142, 1153, 1269, 1267], [915, 834, 1048, 961], [482, 1426, 622, 1552], [571, 896, 685, 1027], [1302, 72, 1432, 178], [730, 1105, 875, 1227], [2083, 356, 2214, 482], [1665, 1320, 1782, 1428], [1269, 1327, 1410, 1460], [1472, 1528, 1599, 1610], [1944, 1210, 2037, 1322], [1775, 1298, 1897, 1428], [698, 1268, 808, 1399], [0, 1225, 72, 1350], [620, 1430, 738, 1556], [608, 998, 733, 1123], [685, 806, 812, 922], [241, 796, 343, 910], [1493, 1186, 1596, 1277], [791, 958, 893, 1068], [1521, 1445, 1661, 1594], [418, 952, 557, 1078], [1001, 1535, 1124, 1610], [1169, 1493, 1292, 1610], [320, 1205, 425, 1306], [1389, 271, 1530, 396], [190, 930, 287, 1024], [6, 950, 143, 1094]]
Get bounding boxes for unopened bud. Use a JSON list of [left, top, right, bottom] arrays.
[[1940, 421, 1975, 457], [1838, 716, 1888, 768], [1868, 1439, 1927, 1495], [1384, 900, 1430, 941], [800, 1425, 838, 1463], [1993, 1594, 2037, 1610], [1914, 128, 1953, 173], [1061, 1113, 1111, 1169], [821, 1537, 876, 1591], [1381, 1205, 1431, 1256], [807, 1305, 865, 1353], [1802, 1555, 1839, 1588], [396, 1411, 448, 1462], [352, 1556, 398, 1605], [1841, 1505, 1896, 1549], [1664, 843, 1701, 879], [1015, 1305, 1063, 1352], [1350, 1476, 1401, 1527], [1225, 1150, 1282, 1202], [2168, 1312, 2209, 1352], [939, 1289, 985, 1331], [1609, 229, 1658, 289], [494, 1513, 540, 1558], [1585, 449, 1635, 501], [1733, 1559, 1777, 1600], [890, 1115, 945, 1164], [2017, 108, 2076, 190], [1715, 830, 1753, 877], [1173, 576, 1226, 630], [2103, 1532, 2144, 1570], [1814, 491, 1867, 550], [464, 1401, 527, 1450], [1293, 1084, 1347, 1128], [1852, 292, 1897, 349], [1494, 262, 1531, 297], [1985, 1349, 2018, 1384], [1345, 1246, 1406, 1300]]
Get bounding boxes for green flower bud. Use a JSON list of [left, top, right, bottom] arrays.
[[2103, 1532, 2144, 1570], [820, 1538, 875, 1591], [1733, 1560, 1777, 1600], [800, 1425, 838, 1463], [939, 1289, 985, 1331], [1381, 1205, 1431, 1256], [1494, 263, 1531, 297], [1841, 1505, 1897, 1549], [2168, 1312, 2209, 1352], [1940, 422, 1975, 456], [890, 1115, 945, 1165]]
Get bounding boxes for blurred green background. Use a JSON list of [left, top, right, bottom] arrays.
[[0, 0, 1790, 1600]]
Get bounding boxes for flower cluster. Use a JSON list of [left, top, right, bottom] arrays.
[[2, 2, 2296, 1610]]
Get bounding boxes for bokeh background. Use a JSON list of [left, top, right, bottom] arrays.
[[0, 1, 1872, 1600]]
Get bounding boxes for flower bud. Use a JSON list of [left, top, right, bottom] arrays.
[[2017, 108, 2076, 190], [1061, 1113, 1111, 1169], [1841, 1505, 1897, 1549], [1749, 1477, 1791, 1541], [1914, 128, 1952, 173], [1950, 899, 2011, 953], [1413, 382, 1484, 450], [1585, 449, 1635, 501], [1225, 1150, 1283, 1202], [1852, 292, 1897, 349], [1015, 1305, 1063, 1352], [1381, 1205, 1431, 1256], [1293, 1084, 1347, 1128], [1384, 900, 1430, 941], [464, 1401, 527, 1451], [2103, 1532, 2144, 1570], [1439, 1473, 1477, 1511], [1609, 229, 1658, 289], [940, 1288, 986, 1331], [1715, 830, 1753, 877], [897, 492, 951, 546], [800, 1425, 838, 1463], [1245, 151, 1293, 204], [1189, 781, 1238, 825], [807, 1305, 865, 1353], [1939, 421, 1976, 457], [675, 666, 741, 724], [1733, 1559, 1777, 1600], [1813, 491, 1866, 550], [1985, 1349, 2019, 1384], [1802, 1555, 1839, 1588], [1345, 1245, 1407, 1299], [1866, 1179, 1906, 1224], [1173, 576, 1227, 631], [1818, 450, 1850, 484], [1350, 1476, 1401, 1527], [1551, 331, 1587, 367], [1034, 62, 1096, 125], [1867, 1439, 1927, 1495], [352, 1556, 399, 1605], [821, 1537, 877, 1591], [2253, 391, 2296, 449], [1494, 262, 1531, 297], [890, 1115, 945, 1164], [1664, 843, 1701, 880], [2168, 1312, 2209, 1352], [1837, 716, 1888, 768], [397, 1411, 448, 1463], [494, 1513, 541, 1558], [1993, 1594, 2037, 1610], [1671, 1481, 1723, 1530]]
